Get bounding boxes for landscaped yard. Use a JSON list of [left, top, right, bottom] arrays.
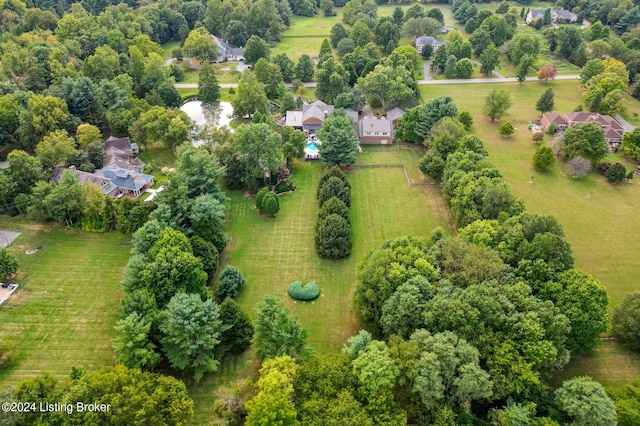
[[0, 217, 130, 383], [420, 79, 640, 385], [187, 150, 454, 423]]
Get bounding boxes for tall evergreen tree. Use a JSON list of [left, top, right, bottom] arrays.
[[316, 109, 358, 167], [536, 88, 555, 115], [198, 62, 220, 102]]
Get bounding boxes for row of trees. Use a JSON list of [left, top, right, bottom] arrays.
[[315, 167, 352, 259], [349, 106, 613, 422], [112, 146, 256, 381]]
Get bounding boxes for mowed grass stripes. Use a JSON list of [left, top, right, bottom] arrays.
[[188, 152, 454, 424], [0, 218, 130, 383]]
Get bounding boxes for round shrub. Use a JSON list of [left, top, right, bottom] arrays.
[[288, 281, 321, 301], [255, 187, 270, 210], [261, 192, 280, 215], [217, 265, 246, 299], [605, 162, 626, 184], [532, 145, 554, 171]]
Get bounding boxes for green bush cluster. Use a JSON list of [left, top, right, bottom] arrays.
[[288, 281, 321, 301], [256, 187, 280, 216], [315, 167, 352, 259]]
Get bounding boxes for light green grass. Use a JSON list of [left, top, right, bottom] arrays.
[[162, 40, 181, 60], [186, 152, 454, 423], [0, 217, 130, 383], [420, 79, 640, 385]]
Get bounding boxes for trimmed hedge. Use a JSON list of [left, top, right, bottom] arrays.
[[288, 281, 321, 301]]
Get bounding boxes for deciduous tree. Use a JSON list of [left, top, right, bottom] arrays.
[[253, 294, 311, 360], [537, 62, 558, 83], [483, 89, 512, 121], [183, 28, 218, 62], [554, 377, 617, 425], [112, 312, 160, 369], [612, 292, 640, 350], [562, 122, 607, 165], [160, 293, 223, 381], [533, 145, 554, 171], [0, 248, 18, 279]]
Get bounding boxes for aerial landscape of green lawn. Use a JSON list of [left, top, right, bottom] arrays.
[[186, 149, 454, 422], [421, 79, 640, 386], [0, 218, 129, 382]]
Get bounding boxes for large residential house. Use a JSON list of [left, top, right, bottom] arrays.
[[541, 112, 625, 151], [52, 165, 154, 197], [359, 116, 393, 144], [415, 36, 445, 53], [282, 101, 404, 146], [526, 9, 577, 25], [212, 35, 244, 62], [284, 100, 335, 133], [103, 136, 145, 172], [51, 136, 153, 197]]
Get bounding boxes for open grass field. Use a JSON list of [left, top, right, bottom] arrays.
[[0, 217, 130, 384], [187, 150, 454, 423], [420, 79, 640, 385]]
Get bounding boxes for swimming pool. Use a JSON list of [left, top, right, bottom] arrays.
[[306, 142, 318, 151]]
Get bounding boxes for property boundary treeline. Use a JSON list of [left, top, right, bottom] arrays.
[[315, 167, 352, 259]]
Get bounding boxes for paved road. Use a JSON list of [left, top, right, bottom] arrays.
[[175, 75, 581, 89], [614, 114, 637, 132]]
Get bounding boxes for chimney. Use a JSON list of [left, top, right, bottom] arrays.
[[324, 110, 328, 118]]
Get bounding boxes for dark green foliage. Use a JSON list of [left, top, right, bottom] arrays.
[[458, 111, 473, 130], [318, 176, 351, 208], [315, 214, 352, 258], [288, 281, 321, 300], [218, 297, 254, 355], [317, 166, 351, 197], [498, 121, 514, 136], [252, 294, 312, 360], [317, 109, 358, 165], [331, 23, 349, 48], [244, 35, 270, 64], [255, 187, 270, 210], [160, 293, 223, 381], [396, 96, 459, 144], [198, 62, 220, 102], [536, 88, 554, 115], [542, 269, 610, 354], [318, 196, 350, 223], [0, 248, 18, 279], [612, 292, 640, 350], [605, 162, 626, 184], [261, 191, 280, 215], [533, 145, 555, 171], [421, 44, 433, 59], [217, 265, 246, 299], [355, 236, 436, 327], [563, 122, 608, 165]]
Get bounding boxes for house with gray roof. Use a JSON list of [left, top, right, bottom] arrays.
[[105, 135, 138, 154], [212, 35, 245, 63], [52, 164, 154, 198], [415, 35, 445, 53], [283, 100, 335, 133], [526, 9, 577, 25], [358, 115, 393, 144]]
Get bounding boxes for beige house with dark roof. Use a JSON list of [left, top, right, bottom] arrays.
[[358, 116, 393, 144], [541, 112, 625, 151]]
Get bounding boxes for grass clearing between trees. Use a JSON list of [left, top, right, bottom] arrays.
[[0, 216, 129, 383], [186, 152, 454, 422], [420, 79, 640, 386]]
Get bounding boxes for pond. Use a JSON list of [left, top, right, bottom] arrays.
[[180, 100, 234, 147]]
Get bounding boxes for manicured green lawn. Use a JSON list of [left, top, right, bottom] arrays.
[[420, 79, 640, 385], [187, 151, 454, 423], [0, 217, 130, 383]]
